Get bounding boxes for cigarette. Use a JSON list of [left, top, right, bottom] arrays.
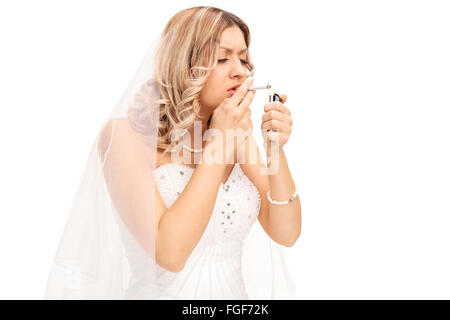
[[249, 84, 271, 91]]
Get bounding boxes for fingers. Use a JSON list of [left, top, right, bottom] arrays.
[[237, 89, 255, 113], [261, 119, 291, 132], [279, 94, 287, 103], [261, 109, 292, 126], [264, 100, 291, 116], [230, 77, 254, 108]]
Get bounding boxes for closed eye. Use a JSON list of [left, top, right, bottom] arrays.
[[218, 58, 249, 65]]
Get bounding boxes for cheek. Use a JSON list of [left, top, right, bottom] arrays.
[[200, 72, 226, 107]]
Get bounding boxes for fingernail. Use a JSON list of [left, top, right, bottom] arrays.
[[247, 77, 253, 82]]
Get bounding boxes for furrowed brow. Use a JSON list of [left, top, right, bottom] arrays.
[[219, 46, 248, 54]]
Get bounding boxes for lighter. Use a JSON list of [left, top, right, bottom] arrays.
[[269, 91, 283, 103], [268, 91, 282, 132]]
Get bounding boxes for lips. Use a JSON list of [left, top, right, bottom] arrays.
[[228, 84, 241, 91], [227, 84, 241, 95]]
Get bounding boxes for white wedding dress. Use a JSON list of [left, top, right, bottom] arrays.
[[117, 162, 261, 299]]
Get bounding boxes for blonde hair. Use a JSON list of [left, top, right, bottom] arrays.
[[152, 6, 255, 156]]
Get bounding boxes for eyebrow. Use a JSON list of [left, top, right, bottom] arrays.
[[219, 46, 248, 54]]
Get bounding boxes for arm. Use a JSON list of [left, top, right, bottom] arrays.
[[265, 144, 302, 246], [238, 135, 301, 247], [99, 119, 228, 273], [156, 148, 228, 272]]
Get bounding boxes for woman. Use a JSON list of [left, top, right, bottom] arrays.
[[45, 6, 300, 300]]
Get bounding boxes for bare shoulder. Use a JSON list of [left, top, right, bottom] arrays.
[[98, 118, 155, 166], [98, 118, 183, 169]]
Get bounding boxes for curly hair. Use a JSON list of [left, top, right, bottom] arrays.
[[151, 6, 255, 156]]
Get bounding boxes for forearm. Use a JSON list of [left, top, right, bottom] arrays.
[[266, 146, 302, 247], [157, 142, 227, 269]]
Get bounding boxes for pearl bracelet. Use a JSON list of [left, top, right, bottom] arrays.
[[267, 187, 298, 206]]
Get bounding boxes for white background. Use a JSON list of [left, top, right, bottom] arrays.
[[1, 0, 449, 299]]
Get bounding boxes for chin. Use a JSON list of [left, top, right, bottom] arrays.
[[209, 99, 224, 109], [200, 95, 226, 110]]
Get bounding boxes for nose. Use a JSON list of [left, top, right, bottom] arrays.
[[229, 56, 247, 79]]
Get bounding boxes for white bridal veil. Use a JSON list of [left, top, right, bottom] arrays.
[[44, 26, 295, 299]]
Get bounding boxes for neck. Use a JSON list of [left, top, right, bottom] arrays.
[[186, 111, 211, 144], [177, 112, 211, 165]]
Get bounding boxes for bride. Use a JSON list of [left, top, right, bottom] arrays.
[[44, 5, 301, 300]]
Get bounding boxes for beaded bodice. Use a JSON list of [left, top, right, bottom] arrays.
[[153, 163, 261, 241], [119, 162, 262, 299]]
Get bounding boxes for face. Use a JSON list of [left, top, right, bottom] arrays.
[[199, 26, 250, 115]]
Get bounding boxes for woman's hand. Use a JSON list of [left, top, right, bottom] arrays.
[[261, 94, 293, 148], [207, 77, 255, 163]]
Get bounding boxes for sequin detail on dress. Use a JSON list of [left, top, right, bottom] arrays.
[[118, 163, 261, 299]]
